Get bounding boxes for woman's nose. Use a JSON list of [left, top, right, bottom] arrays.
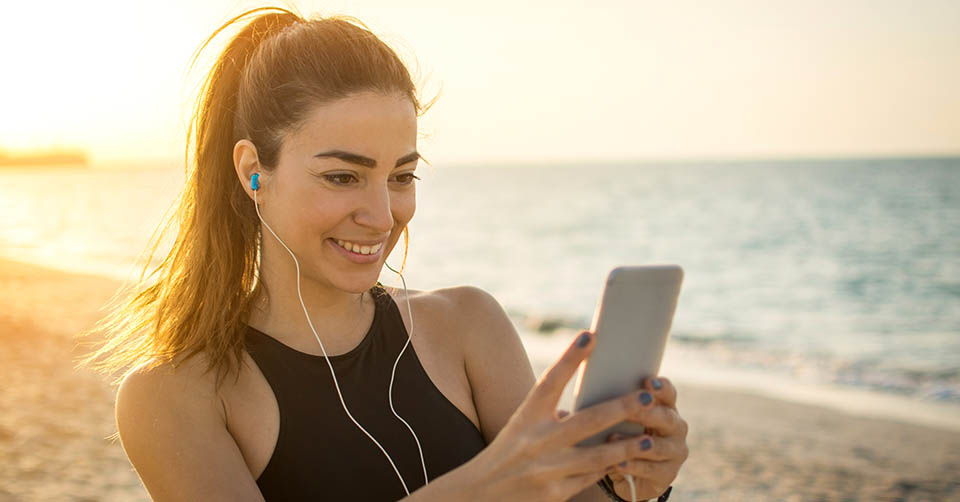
[[354, 184, 394, 232]]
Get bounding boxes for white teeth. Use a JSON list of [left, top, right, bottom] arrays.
[[334, 239, 382, 255]]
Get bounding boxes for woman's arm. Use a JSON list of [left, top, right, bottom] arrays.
[[115, 356, 265, 501]]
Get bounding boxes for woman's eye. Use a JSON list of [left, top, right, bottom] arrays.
[[323, 173, 357, 186], [395, 173, 421, 184]]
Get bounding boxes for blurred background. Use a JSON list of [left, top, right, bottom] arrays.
[[1, 0, 958, 500]]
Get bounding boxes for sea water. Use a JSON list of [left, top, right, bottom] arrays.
[[2, 157, 957, 425]]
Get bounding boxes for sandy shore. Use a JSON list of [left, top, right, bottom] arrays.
[[1, 257, 958, 501]]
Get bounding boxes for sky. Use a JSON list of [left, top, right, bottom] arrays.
[[1, 0, 958, 166]]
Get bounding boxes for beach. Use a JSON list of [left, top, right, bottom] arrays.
[[1, 257, 958, 501]]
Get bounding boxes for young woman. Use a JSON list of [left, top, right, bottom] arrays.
[[79, 6, 687, 501]]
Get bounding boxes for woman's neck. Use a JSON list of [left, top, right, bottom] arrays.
[[248, 279, 376, 356]]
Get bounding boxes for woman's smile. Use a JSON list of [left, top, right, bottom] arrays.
[[327, 237, 384, 264]]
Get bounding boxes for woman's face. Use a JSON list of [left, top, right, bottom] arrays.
[[256, 91, 419, 294]]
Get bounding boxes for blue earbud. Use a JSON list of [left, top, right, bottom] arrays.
[[251, 173, 260, 191]]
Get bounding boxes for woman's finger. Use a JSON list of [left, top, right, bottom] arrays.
[[521, 331, 595, 419], [643, 376, 678, 409], [541, 386, 655, 447], [623, 404, 687, 439], [544, 433, 662, 477], [607, 433, 688, 483]]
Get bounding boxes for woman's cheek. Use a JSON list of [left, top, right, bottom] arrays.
[[393, 190, 416, 225]]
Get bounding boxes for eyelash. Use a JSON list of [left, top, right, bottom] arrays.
[[323, 173, 420, 186]]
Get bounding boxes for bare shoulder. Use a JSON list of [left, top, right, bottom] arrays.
[[119, 352, 223, 410], [385, 284, 507, 341], [429, 284, 529, 355], [117, 352, 227, 440], [403, 285, 535, 443], [116, 353, 263, 501], [437, 284, 505, 319], [380, 283, 483, 307]]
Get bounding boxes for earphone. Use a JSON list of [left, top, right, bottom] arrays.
[[250, 172, 428, 495]]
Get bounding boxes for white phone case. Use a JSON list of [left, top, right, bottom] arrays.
[[572, 265, 684, 447]]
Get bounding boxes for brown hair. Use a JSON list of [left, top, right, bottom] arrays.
[[75, 5, 438, 391]]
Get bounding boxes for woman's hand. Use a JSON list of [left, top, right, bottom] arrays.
[[601, 376, 688, 500], [453, 330, 672, 502]]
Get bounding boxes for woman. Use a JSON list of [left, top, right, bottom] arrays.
[[79, 6, 687, 501]]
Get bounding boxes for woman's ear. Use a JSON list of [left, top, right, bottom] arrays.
[[233, 139, 262, 200]]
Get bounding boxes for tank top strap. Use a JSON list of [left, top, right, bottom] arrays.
[[372, 284, 413, 342]]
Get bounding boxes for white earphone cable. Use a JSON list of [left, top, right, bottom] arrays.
[[253, 188, 428, 495], [382, 259, 429, 487]]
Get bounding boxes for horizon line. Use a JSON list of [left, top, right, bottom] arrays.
[[82, 150, 960, 169]]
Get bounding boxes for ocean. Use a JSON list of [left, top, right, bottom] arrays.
[[2, 157, 958, 425]]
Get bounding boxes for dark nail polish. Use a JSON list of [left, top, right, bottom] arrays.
[[641, 438, 652, 451], [576, 333, 591, 347], [639, 392, 653, 405], [652, 378, 662, 390]]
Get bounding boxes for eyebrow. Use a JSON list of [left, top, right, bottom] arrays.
[[313, 150, 420, 169]]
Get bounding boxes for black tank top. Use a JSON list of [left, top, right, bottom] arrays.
[[243, 285, 487, 501]]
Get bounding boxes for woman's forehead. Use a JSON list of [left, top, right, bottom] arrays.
[[285, 92, 417, 153]]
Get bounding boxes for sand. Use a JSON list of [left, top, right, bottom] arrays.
[[1, 257, 958, 501]]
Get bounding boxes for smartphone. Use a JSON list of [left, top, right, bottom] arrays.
[[572, 265, 684, 447]]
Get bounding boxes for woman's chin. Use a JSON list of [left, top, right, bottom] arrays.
[[329, 272, 384, 294]]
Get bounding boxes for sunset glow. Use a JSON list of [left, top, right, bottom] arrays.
[[2, 0, 958, 165]]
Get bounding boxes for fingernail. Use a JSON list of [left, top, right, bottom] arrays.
[[640, 438, 652, 450], [652, 378, 662, 390], [618, 461, 627, 468], [639, 391, 653, 405], [576, 332, 591, 347]]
